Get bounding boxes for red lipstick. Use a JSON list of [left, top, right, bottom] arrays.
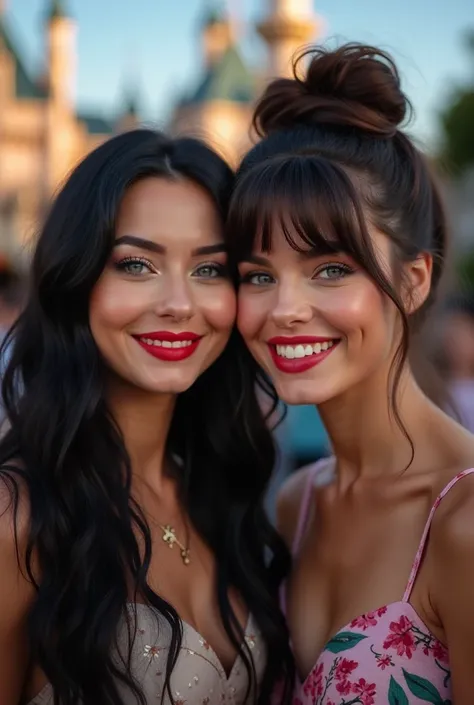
[[267, 336, 339, 374], [134, 331, 202, 362]]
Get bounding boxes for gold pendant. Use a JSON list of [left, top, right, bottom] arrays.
[[160, 524, 190, 566], [161, 524, 177, 546]]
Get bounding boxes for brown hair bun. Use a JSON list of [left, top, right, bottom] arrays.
[[253, 43, 411, 139]]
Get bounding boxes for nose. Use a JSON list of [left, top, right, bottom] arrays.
[[270, 282, 313, 329], [155, 274, 194, 322]]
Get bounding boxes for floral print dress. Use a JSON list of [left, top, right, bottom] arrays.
[[295, 602, 450, 705], [286, 461, 473, 705]]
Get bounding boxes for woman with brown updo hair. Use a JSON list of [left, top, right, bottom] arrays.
[[227, 44, 474, 704]]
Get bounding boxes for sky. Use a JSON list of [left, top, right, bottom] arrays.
[[4, 0, 474, 152]]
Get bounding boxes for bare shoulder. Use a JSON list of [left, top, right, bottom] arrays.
[[0, 467, 37, 702], [428, 470, 474, 703], [0, 465, 33, 582], [276, 458, 332, 549], [429, 469, 474, 604], [430, 469, 474, 555]]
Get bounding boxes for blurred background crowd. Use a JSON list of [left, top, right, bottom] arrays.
[[0, 0, 473, 492]]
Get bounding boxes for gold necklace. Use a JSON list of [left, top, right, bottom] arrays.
[[158, 523, 191, 566]]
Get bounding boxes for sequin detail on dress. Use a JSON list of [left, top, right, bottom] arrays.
[[28, 604, 265, 705]]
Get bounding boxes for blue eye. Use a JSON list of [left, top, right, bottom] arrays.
[[241, 272, 274, 286], [315, 263, 353, 280], [192, 263, 227, 279], [115, 257, 154, 276]]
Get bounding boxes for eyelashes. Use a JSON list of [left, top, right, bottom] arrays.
[[191, 263, 228, 279], [113, 257, 229, 279], [240, 271, 275, 286], [239, 261, 355, 286], [114, 256, 154, 276], [314, 262, 354, 280]]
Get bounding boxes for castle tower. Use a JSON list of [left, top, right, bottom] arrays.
[[201, 6, 234, 68], [257, 0, 322, 79], [0, 0, 14, 103], [43, 0, 77, 194], [46, 0, 76, 107], [169, 3, 254, 166]]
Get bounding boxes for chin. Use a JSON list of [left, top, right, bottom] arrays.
[[143, 373, 199, 395], [274, 378, 338, 407], [111, 367, 199, 396]]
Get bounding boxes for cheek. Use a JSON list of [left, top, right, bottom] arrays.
[[200, 284, 236, 332], [89, 277, 144, 335], [318, 282, 390, 336], [237, 291, 267, 339]]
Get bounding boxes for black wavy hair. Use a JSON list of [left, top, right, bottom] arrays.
[[0, 129, 294, 705], [227, 44, 448, 458]]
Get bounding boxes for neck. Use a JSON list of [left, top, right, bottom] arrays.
[[319, 365, 437, 484], [106, 376, 176, 493]]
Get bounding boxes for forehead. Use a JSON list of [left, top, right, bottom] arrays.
[[116, 177, 222, 243], [228, 158, 373, 264]]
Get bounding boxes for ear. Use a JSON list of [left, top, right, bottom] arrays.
[[403, 252, 433, 314]]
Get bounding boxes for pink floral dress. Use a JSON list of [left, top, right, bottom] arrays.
[[285, 460, 473, 705]]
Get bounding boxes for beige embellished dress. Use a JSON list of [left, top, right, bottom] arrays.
[[28, 603, 265, 705]]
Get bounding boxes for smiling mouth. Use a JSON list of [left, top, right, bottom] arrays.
[[138, 337, 195, 349], [267, 337, 340, 373], [133, 332, 202, 361], [274, 340, 336, 359]]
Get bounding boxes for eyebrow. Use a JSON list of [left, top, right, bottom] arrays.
[[114, 235, 227, 257]]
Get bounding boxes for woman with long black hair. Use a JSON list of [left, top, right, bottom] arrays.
[[0, 129, 293, 705]]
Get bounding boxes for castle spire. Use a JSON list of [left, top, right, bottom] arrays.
[[45, 0, 75, 106], [47, 0, 69, 21], [200, 2, 234, 68], [257, 0, 322, 79]]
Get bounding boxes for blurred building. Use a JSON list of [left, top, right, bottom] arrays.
[[0, 0, 140, 259], [0, 0, 321, 257], [170, 0, 321, 165]]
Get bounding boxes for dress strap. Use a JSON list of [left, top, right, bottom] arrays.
[[291, 458, 330, 556], [403, 468, 474, 602]]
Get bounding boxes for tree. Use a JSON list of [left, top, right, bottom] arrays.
[[439, 30, 474, 176]]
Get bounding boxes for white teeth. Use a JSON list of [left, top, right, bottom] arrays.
[[139, 338, 195, 348], [275, 341, 335, 359]]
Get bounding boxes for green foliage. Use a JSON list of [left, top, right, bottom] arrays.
[[455, 250, 474, 291], [439, 30, 474, 176]]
